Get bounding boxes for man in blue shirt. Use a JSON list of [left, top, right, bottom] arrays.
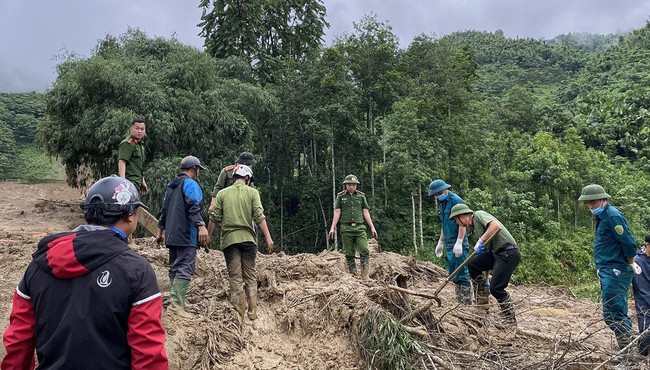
[[579, 184, 641, 356], [428, 179, 471, 304], [157, 156, 210, 312]]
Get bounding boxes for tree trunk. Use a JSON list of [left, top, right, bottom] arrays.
[[367, 97, 375, 199], [280, 184, 284, 252], [419, 184, 424, 253], [412, 195, 417, 254], [331, 130, 337, 251], [382, 132, 387, 209]]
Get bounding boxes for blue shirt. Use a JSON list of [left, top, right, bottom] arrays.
[[593, 204, 637, 269], [438, 192, 468, 246]]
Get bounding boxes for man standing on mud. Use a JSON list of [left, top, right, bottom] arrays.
[[208, 164, 274, 320], [579, 184, 641, 357], [449, 204, 520, 327], [157, 155, 210, 313], [329, 174, 378, 281], [2, 176, 167, 370], [428, 179, 471, 305]]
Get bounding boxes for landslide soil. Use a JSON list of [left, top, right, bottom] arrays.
[[0, 181, 646, 369]]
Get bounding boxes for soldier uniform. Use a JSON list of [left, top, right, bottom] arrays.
[[330, 174, 378, 280]]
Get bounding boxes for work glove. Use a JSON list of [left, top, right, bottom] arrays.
[[630, 262, 642, 275], [435, 239, 444, 258], [474, 239, 485, 254], [453, 238, 463, 258]]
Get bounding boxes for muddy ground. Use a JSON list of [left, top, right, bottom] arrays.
[[0, 181, 647, 369]]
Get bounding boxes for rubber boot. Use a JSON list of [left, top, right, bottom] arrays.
[[613, 331, 639, 366], [495, 294, 517, 329], [360, 256, 370, 281], [346, 256, 357, 277], [473, 276, 490, 307], [230, 291, 247, 317], [170, 279, 190, 308], [246, 290, 258, 320], [455, 284, 472, 305]]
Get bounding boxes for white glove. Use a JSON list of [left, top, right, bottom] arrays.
[[631, 262, 642, 275], [435, 239, 444, 258], [453, 238, 463, 258]]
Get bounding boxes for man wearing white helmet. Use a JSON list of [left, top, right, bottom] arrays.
[[208, 164, 274, 320]]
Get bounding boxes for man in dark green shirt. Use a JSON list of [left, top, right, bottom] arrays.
[[329, 174, 378, 281], [449, 204, 520, 327], [118, 118, 147, 194]]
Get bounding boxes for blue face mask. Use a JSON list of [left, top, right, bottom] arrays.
[[591, 206, 604, 216], [436, 192, 448, 201]]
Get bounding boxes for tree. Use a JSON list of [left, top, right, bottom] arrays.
[[199, 0, 329, 82]]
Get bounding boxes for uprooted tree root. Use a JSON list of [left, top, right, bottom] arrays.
[[134, 240, 648, 370]]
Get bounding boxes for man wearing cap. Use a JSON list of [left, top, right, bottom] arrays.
[[156, 155, 210, 312], [579, 184, 641, 356], [329, 174, 378, 280], [208, 164, 274, 320], [449, 204, 520, 326], [209, 152, 257, 210], [2, 176, 167, 370], [428, 179, 472, 305]]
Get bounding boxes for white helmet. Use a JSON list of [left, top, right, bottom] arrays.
[[233, 164, 253, 178]]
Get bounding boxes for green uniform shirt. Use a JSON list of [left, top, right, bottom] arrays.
[[211, 165, 255, 197], [210, 183, 265, 250], [118, 136, 145, 188], [211, 165, 236, 197], [471, 210, 517, 253], [334, 190, 368, 224]]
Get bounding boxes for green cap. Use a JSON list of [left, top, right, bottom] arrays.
[[343, 174, 360, 185], [578, 184, 610, 201], [449, 204, 474, 219]]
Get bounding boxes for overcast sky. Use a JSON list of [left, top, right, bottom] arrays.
[[1, 0, 649, 93]]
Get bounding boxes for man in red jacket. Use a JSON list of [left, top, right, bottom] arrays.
[[2, 176, 168, 370]]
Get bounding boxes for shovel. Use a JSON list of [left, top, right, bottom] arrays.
[[400, 251, 478, 324]]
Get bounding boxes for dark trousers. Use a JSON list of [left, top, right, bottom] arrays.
[[468, 247, 521, 302], [168, 245, 197, 281]]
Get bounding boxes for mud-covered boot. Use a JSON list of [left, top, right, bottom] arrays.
[[360, 256, 370, 281], [613, 331, 640, 366], [495, 294, 517, 329], [168, 279, 192, 318], [170, 279, 190, 308], [230, 292, 247, 317], [346, 256, 357, 277], [473, 276, 490, 307], [246, 288, 258, 320], [455, 284, 472, 305]]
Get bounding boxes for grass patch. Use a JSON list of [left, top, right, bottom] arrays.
[[5, 145, 64, 182]]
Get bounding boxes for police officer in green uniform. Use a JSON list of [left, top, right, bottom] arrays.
[[329, 174, 378, 280], [118, 118, 147, 194]]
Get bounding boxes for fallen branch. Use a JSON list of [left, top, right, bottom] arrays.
[[403, 325, 429, 338], [388, 284, 438, 299]]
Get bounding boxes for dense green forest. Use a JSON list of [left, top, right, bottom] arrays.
[[4, 6, 650, 288]]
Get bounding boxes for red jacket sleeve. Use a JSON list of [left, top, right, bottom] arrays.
[[127, 295, 168, 370], [1, 291, 36, 370]]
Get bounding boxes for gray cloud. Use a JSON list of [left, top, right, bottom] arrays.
[[1, 0, 648, 92]]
